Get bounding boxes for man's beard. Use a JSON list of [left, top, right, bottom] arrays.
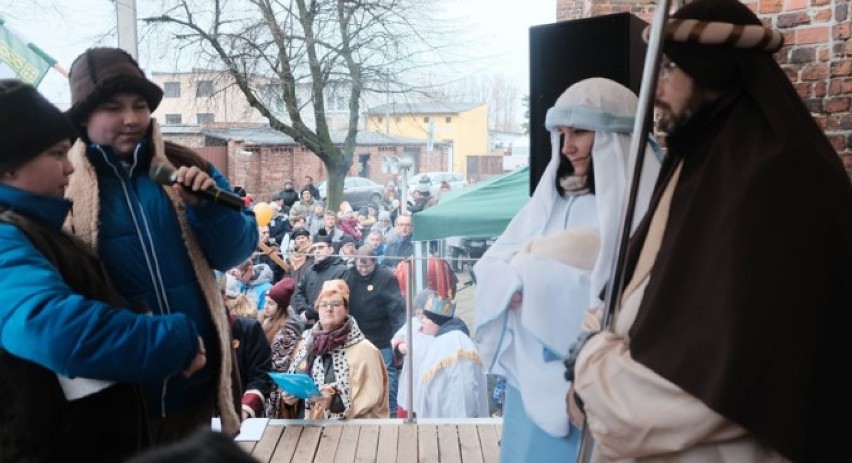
[[656, 89, 705, 134]]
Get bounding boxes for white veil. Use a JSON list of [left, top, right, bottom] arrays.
[[472, 77, 662, 437]]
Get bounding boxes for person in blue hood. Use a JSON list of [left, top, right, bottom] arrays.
[[63, 47, 258, 443], [0, 79, 206, 462]]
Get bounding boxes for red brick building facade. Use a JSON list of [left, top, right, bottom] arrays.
[[161, 125, 448, 202], [556, 0, 852, 172], [223, 139, 449, 202]]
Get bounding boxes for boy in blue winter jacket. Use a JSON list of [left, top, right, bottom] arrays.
[[0, 80, 206, 461], [63, 47, 258, 443]]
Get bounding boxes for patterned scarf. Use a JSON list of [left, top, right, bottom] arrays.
[[265, 317, 306, 418], [290, 317, 367, 419], [289, 241, 312, 269], [270, 318, 304, 372], [309, 317, 352, 357]]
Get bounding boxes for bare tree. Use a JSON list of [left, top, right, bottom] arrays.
[[443, 72, 521, 132], [143, 0, 454, 210], [490, 73, 519, 132]]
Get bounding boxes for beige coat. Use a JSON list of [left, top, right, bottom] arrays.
[[289, 323, 389, 420], [305, 339, 389, 420], [574, 164, 789, 462]]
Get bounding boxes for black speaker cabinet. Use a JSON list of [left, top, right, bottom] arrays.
[[528, 13, 648, 194]]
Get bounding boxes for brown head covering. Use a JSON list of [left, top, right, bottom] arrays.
[[66, 47, 163, 123], [651, 1, 783, 90], [622, 1, 852, 461]]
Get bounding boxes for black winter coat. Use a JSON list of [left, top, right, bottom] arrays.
[[345, 266, 405, 349], [292, 256, 349, 321], [278, 188, 300, 208], [232, 317, 273, 399]]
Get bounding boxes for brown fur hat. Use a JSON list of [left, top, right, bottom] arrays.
[[66, 47, 163, 123]]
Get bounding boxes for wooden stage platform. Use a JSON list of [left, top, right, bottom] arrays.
[[237, 418, 502, 462]]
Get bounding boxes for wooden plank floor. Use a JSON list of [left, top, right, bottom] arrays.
[[239, 419, 502, 463]]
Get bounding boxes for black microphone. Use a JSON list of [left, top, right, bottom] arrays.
[[149, 163, 245, 211]]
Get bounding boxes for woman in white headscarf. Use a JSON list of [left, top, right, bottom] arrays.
[[472, 78, 662, 461]]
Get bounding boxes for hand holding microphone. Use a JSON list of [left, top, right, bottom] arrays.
[[149, 163, 245, 210]]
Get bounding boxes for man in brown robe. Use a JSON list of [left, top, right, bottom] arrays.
[[571, 0, 852, 461]]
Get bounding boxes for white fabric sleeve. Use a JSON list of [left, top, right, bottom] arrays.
[[575, 331, 748, 459]]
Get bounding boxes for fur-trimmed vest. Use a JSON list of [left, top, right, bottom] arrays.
[[0, 207, 149, 462], [63, 121, 241, 436]]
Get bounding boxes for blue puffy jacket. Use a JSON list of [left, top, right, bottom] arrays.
[[82, 139, 258, 417], [0, 183, 199, 381]]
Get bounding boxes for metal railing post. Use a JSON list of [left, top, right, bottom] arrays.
[[404, 257, 416, 424]]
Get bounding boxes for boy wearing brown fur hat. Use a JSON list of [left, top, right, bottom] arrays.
[[0, 79, 206, 461], [63, 47, 258, 442]]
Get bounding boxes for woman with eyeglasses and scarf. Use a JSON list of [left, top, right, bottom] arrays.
[[282, 280, 388, 419]]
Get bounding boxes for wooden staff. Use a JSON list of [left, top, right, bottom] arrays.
[[257, 241, 291, 272]]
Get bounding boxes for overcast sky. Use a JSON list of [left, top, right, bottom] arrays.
[[0, 0, 556, 110]]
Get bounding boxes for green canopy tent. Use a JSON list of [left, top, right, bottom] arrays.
[[412, 166, 530, 241]]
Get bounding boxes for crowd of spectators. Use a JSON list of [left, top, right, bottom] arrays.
[[219, 178, 489, 420]]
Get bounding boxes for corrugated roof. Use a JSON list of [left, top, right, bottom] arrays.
[[200, 126, 446, 146], [159, 124, 203, 135], [366, 101, 484, 115]]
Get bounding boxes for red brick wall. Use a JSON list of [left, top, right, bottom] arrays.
[[163, 131, 450, 203], [765, 0, 852, 169], [556, 0, 852, 171], [586, 0, 656, 19], [206, 140, 447, 203], [558, 0, 586, 18]]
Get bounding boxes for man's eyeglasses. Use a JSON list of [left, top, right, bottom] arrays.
[[659, 59, 678, 79], [319, 301, 344, 308]]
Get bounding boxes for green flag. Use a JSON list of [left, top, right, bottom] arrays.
[[0, 18, 56, 86]]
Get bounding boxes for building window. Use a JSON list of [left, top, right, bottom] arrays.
[[165, 114, 182, 125], [196, 113, 215, 124], [164, 82, 180, 98], [196, 80, 214, 97], [445, 116, 452, 123], [423, 116, 430, 123], [325, 95, 348, 110]]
